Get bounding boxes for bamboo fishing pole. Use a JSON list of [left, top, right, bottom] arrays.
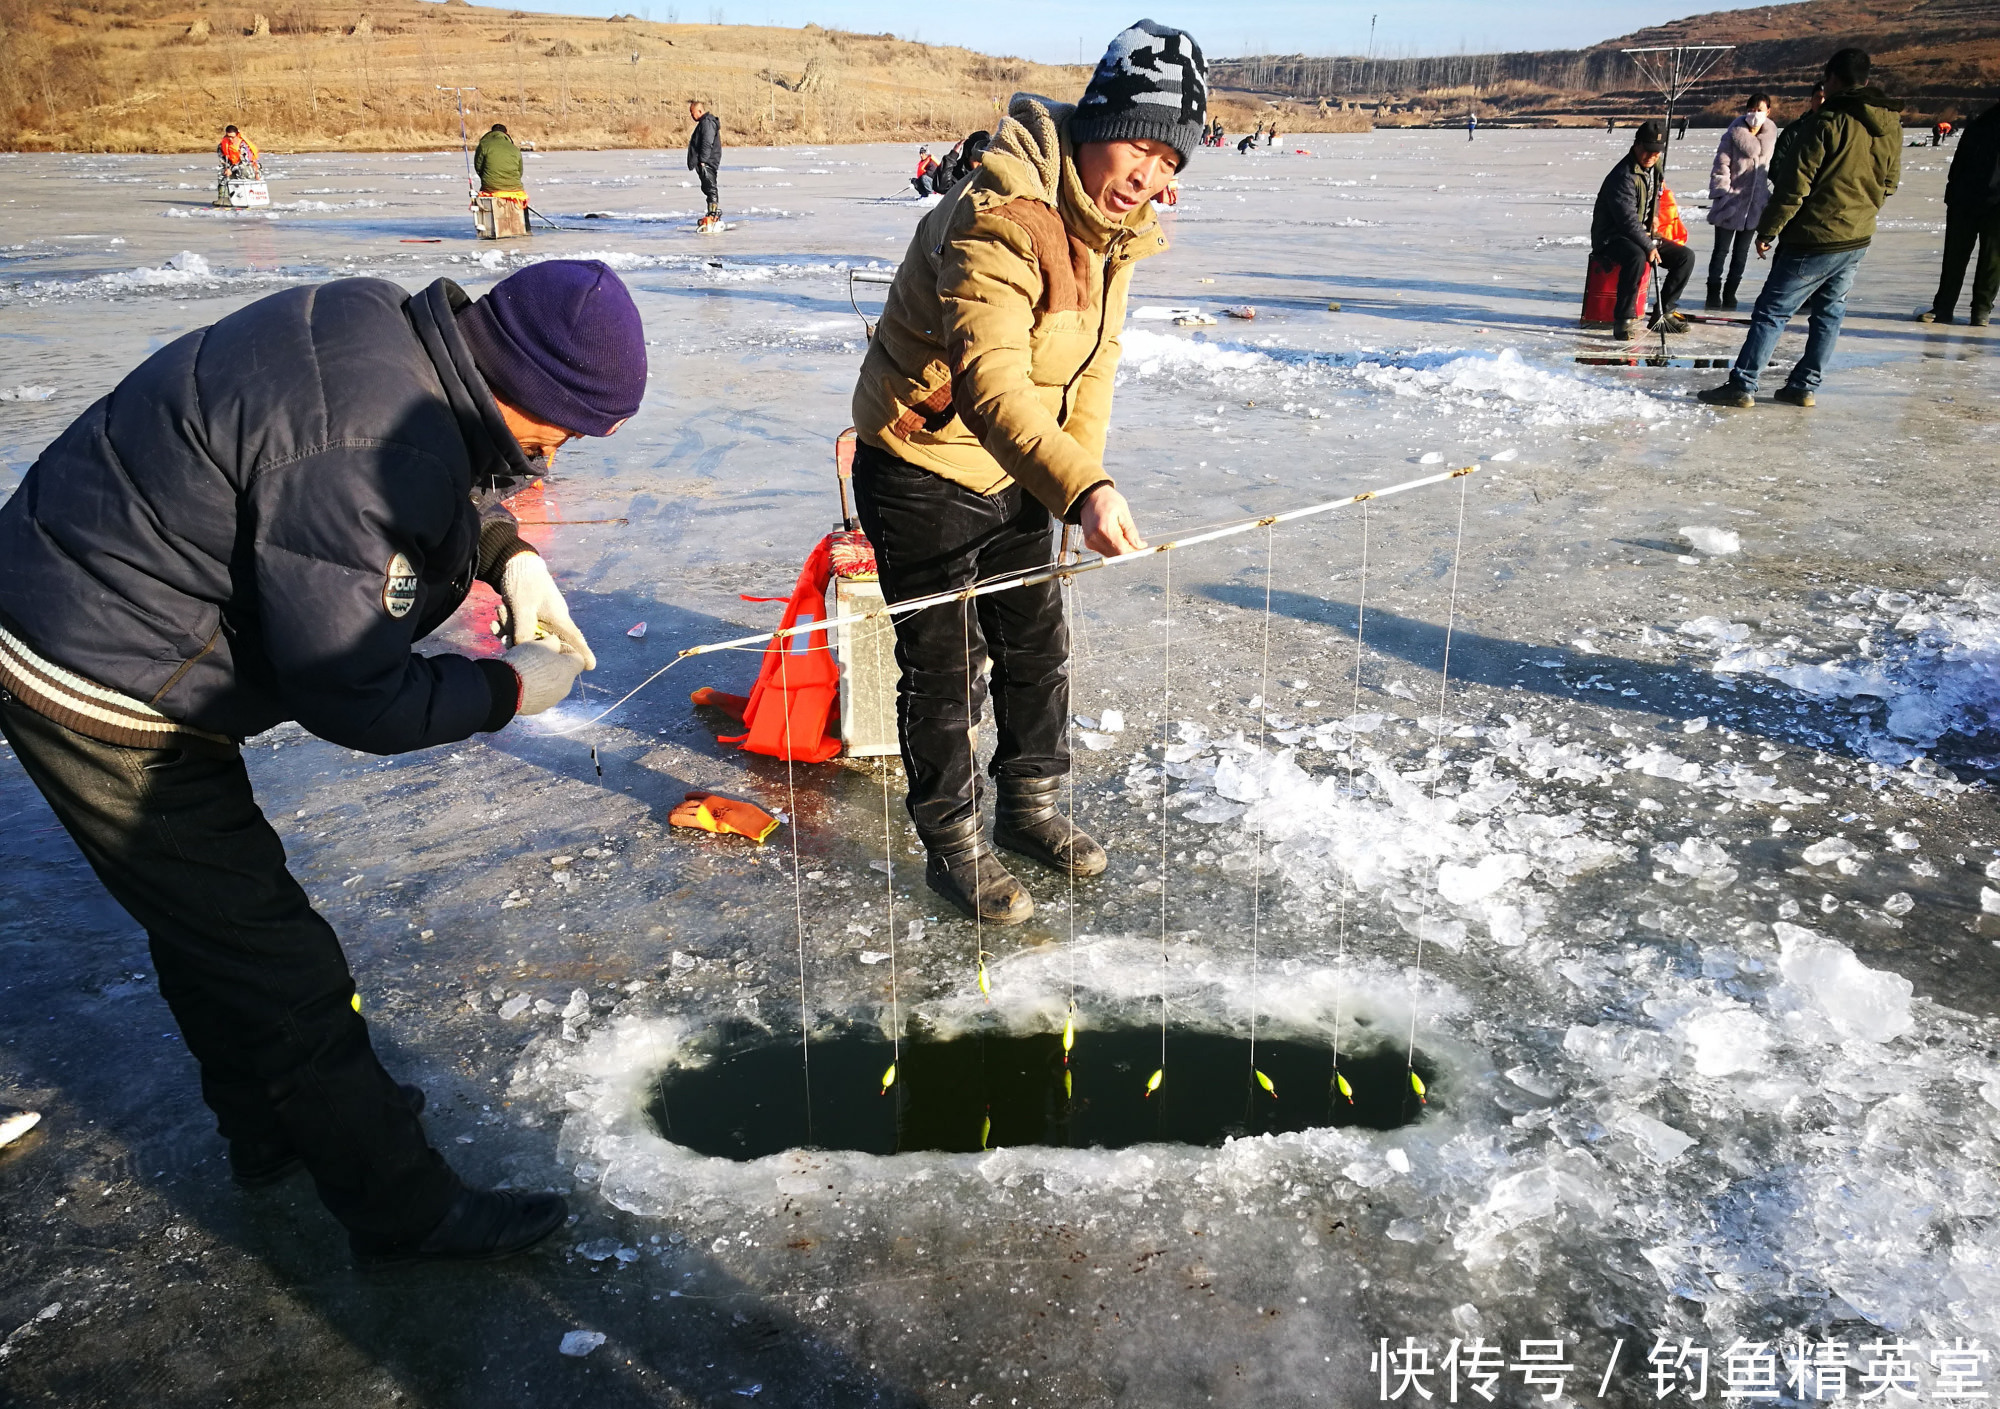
[[674, 465, 1479, 661]]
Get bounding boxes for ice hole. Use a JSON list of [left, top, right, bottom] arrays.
[[647, 1022, 1437, 1161]]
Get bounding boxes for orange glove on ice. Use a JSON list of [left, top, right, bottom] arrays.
[[669, 791, 780, 844]]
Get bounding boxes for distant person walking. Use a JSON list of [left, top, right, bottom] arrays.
[[1705, 94, 1777, 309], [1606, 117, 1617, 134], [1591, 119, 1694, 339], [1676, 116, 1689, 140], [1700, 49, 1901, 409], [1467, 112, 1478, 141], [473, 123, 525, 200], [1919, 97, 2000, 325], [687, 98, 722, 230]]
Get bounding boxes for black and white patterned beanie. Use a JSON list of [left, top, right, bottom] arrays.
[[1069, 19, 1208, 169]]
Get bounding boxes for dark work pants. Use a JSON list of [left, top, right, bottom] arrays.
[[696, 163, 720, 216], [850, 442, 1069, 837], [1601, 235, 1694, 323], [0, 691, 458, 1245], [1709, 226, 1755, 290], [1931, 202, 2000, 319]]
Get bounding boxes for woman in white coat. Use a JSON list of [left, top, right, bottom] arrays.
[[1706, 93, 1777, 310]]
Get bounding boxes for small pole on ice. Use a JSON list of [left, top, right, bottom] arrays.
[[437, 85, 480, 202]]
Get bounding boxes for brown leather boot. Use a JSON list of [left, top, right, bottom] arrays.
[[922, 817, 1034, 924], [993, 777, 1108, 878]]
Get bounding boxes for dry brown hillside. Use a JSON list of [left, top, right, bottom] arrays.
[[0, 0, 1345, 153], [1216, 0, 2000, 127]]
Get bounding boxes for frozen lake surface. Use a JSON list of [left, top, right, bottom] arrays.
[[3, 132, 1999, 1407]]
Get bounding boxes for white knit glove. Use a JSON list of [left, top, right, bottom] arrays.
[[498, 552, 597, 670], [502, 640, 586, 716]]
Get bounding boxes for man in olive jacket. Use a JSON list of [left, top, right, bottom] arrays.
[[1701, 49, 1902, 408], [850, 20, 1201, 924], [474, 122, 525, 196]]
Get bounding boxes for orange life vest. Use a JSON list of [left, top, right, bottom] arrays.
[[219, 134, 258, 167], [1655, 186, 1689, 246]]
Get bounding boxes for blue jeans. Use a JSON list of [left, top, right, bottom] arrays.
[[1731, 245, 1867, 393]]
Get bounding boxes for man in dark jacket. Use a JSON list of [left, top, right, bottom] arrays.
[[1591, 119, 1694, 339], [0, 260, 646, 1266], [1919, 96, 2000, 325], [1771, 80, 1826, 175], [687, 98, 722, 228], [1701, 49, 1902, 408]]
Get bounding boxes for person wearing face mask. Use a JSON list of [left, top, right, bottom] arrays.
[[848, 19, 1201, 924], [0, 260, 644, 1266], [1706, 93, 1778, 310]]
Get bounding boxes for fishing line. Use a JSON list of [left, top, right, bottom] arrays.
[[1331, 498, 1371, 1111], [1250, 522, 1276, 1102], [1147, 551, 1173, 1103], [1404, 470, 1473, 1112], [1060, 524, 1082, 1088], [963, 594, 989, 1003], [779, 645, 813, 1142], [871, 617, 903, 1103]]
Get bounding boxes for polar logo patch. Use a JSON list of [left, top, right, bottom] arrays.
[[383, 552, 419, 619]]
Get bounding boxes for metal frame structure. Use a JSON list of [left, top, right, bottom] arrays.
[[1617, 45, 1735, 360]]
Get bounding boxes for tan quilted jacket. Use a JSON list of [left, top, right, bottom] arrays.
[[851, 93, 1170, 517]]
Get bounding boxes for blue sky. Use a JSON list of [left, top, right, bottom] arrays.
[[504, 1, 1778, 65]]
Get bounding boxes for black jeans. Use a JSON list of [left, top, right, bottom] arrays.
[[1601, 235, 1695, 323], [850, 443, 1069, 837], [1931, 202, 2000, 318], [0, 692, 458, 1244], [1709, 225, 1755, 290], [696, 163, 720, 216]]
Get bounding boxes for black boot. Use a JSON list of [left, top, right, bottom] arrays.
[[993, 777, 1108, 878], [352, 1186, 569, 1269], [921, 817, 1034, 924], [232, 1082, 426, 1189], [1721, 277, 1742, 311], [1705, 279, 1723, 311]]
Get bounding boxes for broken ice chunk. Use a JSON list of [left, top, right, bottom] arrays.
[[1800, 836, 1859, 866], [627, 621, 647, 638], [1078, 731, 1115, 751], [1679, 525, 1741, 556], [1677, 616, 1751, 642], [1615, 1109, 1697, 1165], [498, 994, 532, 1020], [1682, 1005, 1773, 1076], [858, 951, 890, 965], [1385, 1148, 1412, 1174], [559, 1330, 607, 1356], [1436, 853, 1532, 905], [1775, 922, 1913, 1043], [1098, 709, 1125, 733]]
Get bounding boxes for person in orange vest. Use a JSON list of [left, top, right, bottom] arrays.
[[1934, 119, 1954, 147], [911, 146, 940, 197], [217, 125, 260, 178]]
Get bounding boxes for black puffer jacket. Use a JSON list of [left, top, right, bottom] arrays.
[[687, 112, 721, 170], [0, 277, 534, 753], [1946, 102, 2000, 213], [1591, 154, 1660, 252]]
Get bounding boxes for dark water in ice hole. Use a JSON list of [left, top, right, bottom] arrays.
[[646, 1025, 1438, 1161]]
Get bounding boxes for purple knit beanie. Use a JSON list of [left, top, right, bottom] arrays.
[[458, 260, 646, 436]]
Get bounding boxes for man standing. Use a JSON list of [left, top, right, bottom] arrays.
[[0, 260, 645, 1265], [1918, 96, 2000, 326], [687, 98, 722, 230], [1700, 49, 1901, 409], [848, 19, 1201, 923], [1591, 119, 1694, 340], [474, 122, 526, 200]]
